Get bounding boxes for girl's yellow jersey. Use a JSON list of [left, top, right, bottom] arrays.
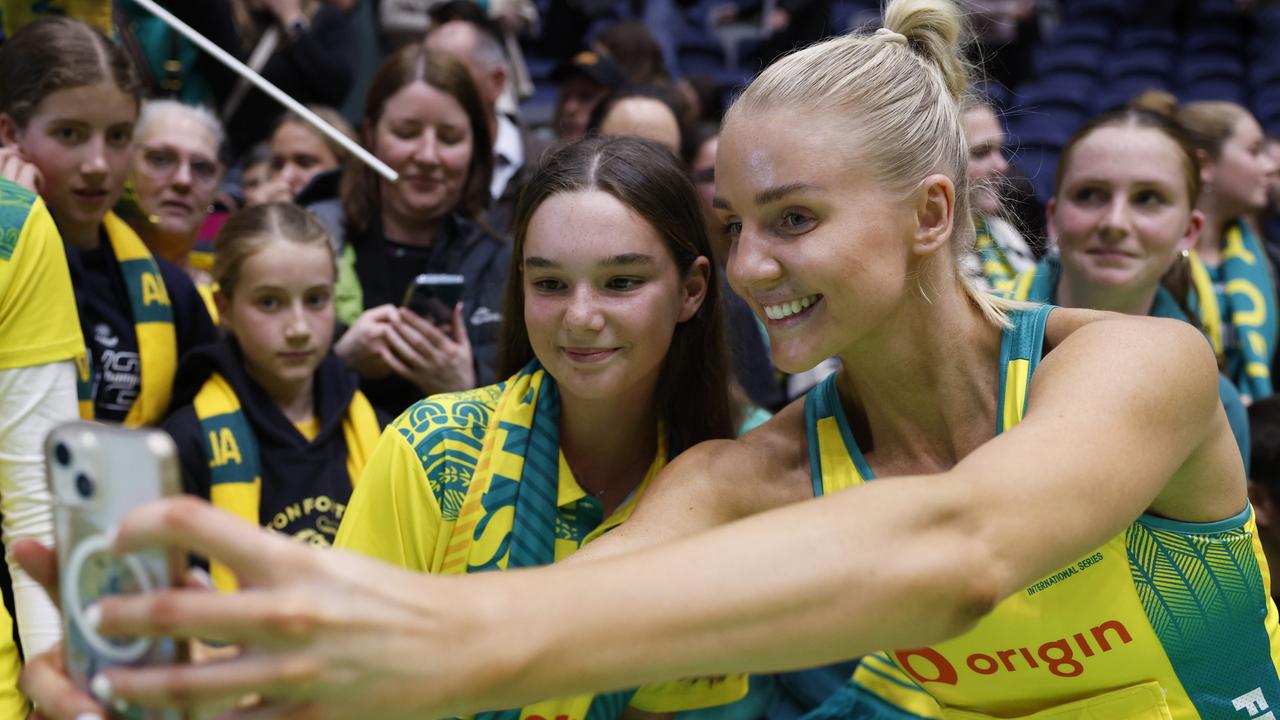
[[807, 305, 1280, 719], [337, 377, 746, 720]]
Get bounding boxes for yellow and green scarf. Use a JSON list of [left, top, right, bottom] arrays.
[[438, 360, 666, 720], [974, 217, 1018, 291], [75, 212, 177, 426], [194, 372, 381, 591], [1188, 221, 1278, 402]]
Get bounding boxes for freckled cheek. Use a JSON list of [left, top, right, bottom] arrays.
[[523, 301, 563, 344]]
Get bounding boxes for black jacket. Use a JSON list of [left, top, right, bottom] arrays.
[[309, 202, 512, 419], [162, 337, 384, 544]]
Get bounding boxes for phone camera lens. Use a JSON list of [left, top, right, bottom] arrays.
[[54, 443, 71, 467], [74, 474, 94, 499]]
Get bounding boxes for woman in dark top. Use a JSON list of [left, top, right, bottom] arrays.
[[308, 45, 509, 419]]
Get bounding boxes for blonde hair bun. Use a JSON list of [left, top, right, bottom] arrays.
[[883, 0, 969, 101]]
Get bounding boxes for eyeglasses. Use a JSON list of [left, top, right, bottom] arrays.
[[140, 146, 220, 185]]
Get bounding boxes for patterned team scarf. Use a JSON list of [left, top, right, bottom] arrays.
[[76, 212, 177, 426], [1188, 221, 1278, 402], [974, 217, 1019, 291], [440, 359, 667, 720], [194, 372, 382, 591]]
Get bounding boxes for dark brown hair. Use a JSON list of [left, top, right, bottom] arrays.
[[339, 44, 493, 236], [0, 17, 141, 128], [213, 203, 337, 297], [498, 136, 736, 453]]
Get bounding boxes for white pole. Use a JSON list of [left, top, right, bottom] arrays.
[[127, 0, 398, 183]]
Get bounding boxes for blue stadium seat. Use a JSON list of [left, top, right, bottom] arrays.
[[1046, 23, 1111, 49], [1035, 45, 1102, 77], [1007, 115, 1076, 150], [1010, 148, 1061, 204], [1254, 87, 1280, 124], [1062, 0, 1130, 22], [677, 45, 726, 76], [1178, 55, 1245, 84], [974, 79, 1011, 110], [1094, 80, 1170, 114], [1180, 81, 1247, 104], [1184, 28, 1246, 56], [1117, 27, 1177, 52], [1250, 63, 1280, 93], [1015, 83, 1094, 119], [1106, 50, 1173, 84]]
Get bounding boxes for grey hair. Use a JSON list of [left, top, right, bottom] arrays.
[[727, 0, 1012, 325], [135, 99, 224, 155]]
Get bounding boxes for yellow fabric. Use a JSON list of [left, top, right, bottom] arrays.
[[194, 373, 262, 592], [0, 192, 83, 371], [0, 182, 78, 719], [2, 0, 112, 36], [1186, 250, 1225, 358], [829, 336, 1280, 719], [85, 213, 177, 428], [293, 417, 320, 442], [336, 381, 748, 718], [196, 281, 219, 326], [195, 372, 381, 591], [341, 390, 379, 494]]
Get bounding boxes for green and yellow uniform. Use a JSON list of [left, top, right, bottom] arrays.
[[1004, 256, 1252, 468], [0, 179, 83, 717], [337, 360, 746, 720], [807, 305, 1280, 719]]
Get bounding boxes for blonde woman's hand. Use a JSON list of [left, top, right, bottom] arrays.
[[385, 304, 477, 395], [48, 497, 499, 719]]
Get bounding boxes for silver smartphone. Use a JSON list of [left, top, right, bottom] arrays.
[[46, 422, 187, 720]]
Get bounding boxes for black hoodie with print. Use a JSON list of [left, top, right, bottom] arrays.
[[162, 337, 386, 546]]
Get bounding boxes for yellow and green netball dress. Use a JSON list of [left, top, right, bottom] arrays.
[[1004, 256, 1252, 468], [806, 305, 1280, 719], [336, 360, 746, 720]]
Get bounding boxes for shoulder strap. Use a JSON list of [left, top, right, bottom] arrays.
[[997, 304, 1053, 433], [804, 373, 870, 497]]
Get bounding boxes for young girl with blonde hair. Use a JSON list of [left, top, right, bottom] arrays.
[[160, 204, 384, 591]]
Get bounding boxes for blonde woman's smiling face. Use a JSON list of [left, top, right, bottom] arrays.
[[715, 108, 917, 373]]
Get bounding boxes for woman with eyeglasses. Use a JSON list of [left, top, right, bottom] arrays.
[[0, 18, 217, 427], [128, 100, 226, 322]]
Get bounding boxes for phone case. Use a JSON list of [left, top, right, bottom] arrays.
[[402, 273, 465, 325], [47, 422, 188, 720]]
